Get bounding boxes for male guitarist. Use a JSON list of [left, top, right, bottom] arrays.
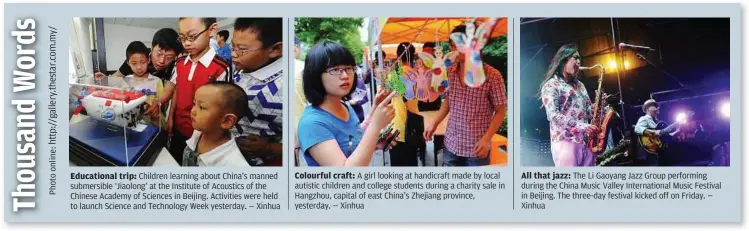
[[634, 99, 681, 166]]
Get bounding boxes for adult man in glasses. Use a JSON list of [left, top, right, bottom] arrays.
[[95, 28, 183, 82]]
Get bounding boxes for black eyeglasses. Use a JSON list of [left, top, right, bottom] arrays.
[[326, 66, 356, 76], [178, 27, 209, 43], [230, 44, 263, 56]]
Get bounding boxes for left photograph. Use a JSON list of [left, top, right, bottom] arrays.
[[68, 17, 284, 167]]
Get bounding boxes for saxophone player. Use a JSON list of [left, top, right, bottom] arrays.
[[539, 44, 600, 167]]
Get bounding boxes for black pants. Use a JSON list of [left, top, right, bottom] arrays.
[[642, 154, 662, 166], [389, 111, 425, 166], [168, 131, 189, 165]]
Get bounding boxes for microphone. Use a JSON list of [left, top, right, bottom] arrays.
[[618, 43, 654, 52]]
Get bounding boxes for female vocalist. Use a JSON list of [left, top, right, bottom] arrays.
[[539, 44, 599, 167]]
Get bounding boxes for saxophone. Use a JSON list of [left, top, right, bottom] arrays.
[[587, 65, 615, 153]]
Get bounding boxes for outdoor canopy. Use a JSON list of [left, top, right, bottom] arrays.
[[378, 17, 509, 45]]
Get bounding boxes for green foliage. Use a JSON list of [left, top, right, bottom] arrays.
[[498, 116, 508, 137], [481, 35, 508, 59], [439, 42, 451, 54], [295, 18, 365, 63], [438, 35, 507, 60]]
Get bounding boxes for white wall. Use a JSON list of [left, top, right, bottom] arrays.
[[69, 18, 94, 79], [103, 23, 160, 71], [94, 18, 236, 72], [217, 17, 235, 44]]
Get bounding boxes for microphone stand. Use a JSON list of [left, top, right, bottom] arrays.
[[635, 52, 688, 88], [610, 18, 628, 129]]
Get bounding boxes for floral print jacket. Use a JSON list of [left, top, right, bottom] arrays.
[[540, 76, 593, 144]]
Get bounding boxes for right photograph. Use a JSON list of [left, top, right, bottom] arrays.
[[519, 18, 730, 167]]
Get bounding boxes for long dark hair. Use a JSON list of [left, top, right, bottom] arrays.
[[302, 41, 358, 106], [538, 44, 579, 100]]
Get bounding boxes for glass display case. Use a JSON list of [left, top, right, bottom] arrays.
[[69, 75, 167, 166]]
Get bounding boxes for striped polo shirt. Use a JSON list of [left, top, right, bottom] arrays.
[[170, 48, 231, 137], [231, 58, 283, 166]]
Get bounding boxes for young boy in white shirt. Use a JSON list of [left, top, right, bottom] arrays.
[[118, 41, 164, 127], [182, 82, 250, 167], [121, 41, 162, 92]]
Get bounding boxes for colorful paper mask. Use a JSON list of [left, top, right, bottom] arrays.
[[449, 18, 498, 88]]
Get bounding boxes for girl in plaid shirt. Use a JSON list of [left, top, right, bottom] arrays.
[[539, 44, 600, 167]]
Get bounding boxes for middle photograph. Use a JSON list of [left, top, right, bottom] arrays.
[[293, 17, 509, 167]]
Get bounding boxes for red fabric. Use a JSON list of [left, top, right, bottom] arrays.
[[173, 56, 230, 137], [444, 62, 507, 157]]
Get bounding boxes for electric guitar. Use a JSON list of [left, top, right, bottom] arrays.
[[638, 112, 693, 155]]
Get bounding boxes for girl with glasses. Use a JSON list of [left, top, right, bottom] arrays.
[[297, 41, 396, 167]]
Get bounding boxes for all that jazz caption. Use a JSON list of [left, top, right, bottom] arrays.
[[68, 17, 284, 167]]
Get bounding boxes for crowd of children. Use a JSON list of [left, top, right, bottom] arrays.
[[94, 17, 505, 168], [101, 17, 284, 167]]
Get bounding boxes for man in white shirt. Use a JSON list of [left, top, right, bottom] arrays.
[[183, 131, 249, 167]]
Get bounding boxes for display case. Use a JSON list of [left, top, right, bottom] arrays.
[[69, 75, 167, 166]]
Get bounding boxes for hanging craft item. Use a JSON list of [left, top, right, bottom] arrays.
[[406, 64, 438, 102], [386, 62, 407, 97], [374, 64, 391, 88], [417, 46, 458, 93], [449, 17, 498, 88], [401, 72, 417, 101]]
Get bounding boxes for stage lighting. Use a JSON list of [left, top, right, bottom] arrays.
[[624, 60, 630, 69], [721, 102, 730, 118], [676, 112, 687, 124], [608, 60, 617, 70]]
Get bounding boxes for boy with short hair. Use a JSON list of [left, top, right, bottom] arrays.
[[121, 41, 161, 93], [167, 17, 232, 162], [182, 82, 250, 167], [123, 41, 165, 127], [216, 30, 232, 63], [229, 18, 284, 166]]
